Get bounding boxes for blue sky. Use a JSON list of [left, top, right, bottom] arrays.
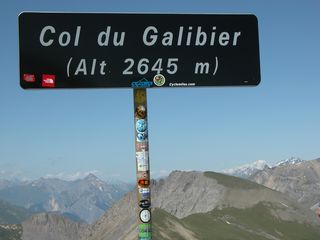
[[0, 0, 319, 182]]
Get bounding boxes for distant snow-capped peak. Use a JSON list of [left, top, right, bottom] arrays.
[[222, 160, 270, 179], [274, 157, 304, 167], [83, 173, 106, 191]]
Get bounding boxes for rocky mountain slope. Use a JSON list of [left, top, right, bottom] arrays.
[[0, 200, 31, 224], [80, 171, 320, 240], [0, 174, 132, 223], [0, 200, 29, 240], [0, 224, 22, 240], [22, 213, 86, 240], [250, 157, 320, 209]]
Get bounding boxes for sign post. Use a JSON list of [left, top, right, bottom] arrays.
[[134, 88, 152, 238], [19, 12, 260, 239]]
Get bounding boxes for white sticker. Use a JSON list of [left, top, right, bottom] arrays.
[[136, 151, 149, 171], [140, 209, 151, 223]]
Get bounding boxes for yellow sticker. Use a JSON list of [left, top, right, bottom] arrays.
[[135, 89, 146, 104]]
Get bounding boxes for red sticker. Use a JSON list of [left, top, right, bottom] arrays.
[[42, 74, 55, 88], [138, 178, 150, 188], [23, 74, 36, 82]]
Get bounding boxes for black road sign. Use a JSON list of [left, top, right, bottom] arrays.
[[19, 12, 260, 89]]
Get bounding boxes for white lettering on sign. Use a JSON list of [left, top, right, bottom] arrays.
[[58, 31, 71, 47], [74, 59, 107, 76], [39, 26, 81, 47], [39, 25, 241, 48], [122, 58, 178, 75], [66, 56, 220, 78], [142, 26, 241, 47], [162, 32, 173, 46], [143, 26, 158, 46], [39, 26, 55, 46], [195, 26, 207, 46], [219, 32, 230, 46], [97, 26, 125, 46]]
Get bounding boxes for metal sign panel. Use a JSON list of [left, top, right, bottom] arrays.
[[19, 12, 260, 89]]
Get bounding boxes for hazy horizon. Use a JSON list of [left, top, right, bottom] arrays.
[[1, 156, 318, 183]]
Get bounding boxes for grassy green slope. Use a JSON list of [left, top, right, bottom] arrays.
[[152, 208, 192, 240], [153, 204, 320, 240], [184, 203, 320, 240], [203, 171, 266, 190]]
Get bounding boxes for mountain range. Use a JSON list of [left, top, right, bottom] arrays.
[[250, 157, 320, 210], [223, 157, 320, 209], [21, 170, 320, 240], [0, 174, 133, 224], [222, 157, 305, 179], [1, 156, 320, 239]]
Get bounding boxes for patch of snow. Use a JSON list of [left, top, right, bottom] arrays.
[[49, 197, 60, 211], [280, 202, 289, 208], [274, 157, 304, 167], [222, 160, 270, 178]]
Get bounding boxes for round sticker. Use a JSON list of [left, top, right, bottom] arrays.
[[139, 209, 151, 223], [136, 119, 147, 133], [137, 132, 147, 142], [135, 105, 147, 119], [153, 74, 166, 87]]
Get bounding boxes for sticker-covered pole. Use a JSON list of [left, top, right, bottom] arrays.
[[133, 88, 152, 239]]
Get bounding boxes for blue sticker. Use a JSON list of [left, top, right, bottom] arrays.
[[137, 132, 147, 142], [131, 78, 153, 88], [139, 187, 150, 200], [136, 119, 147, 133]]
